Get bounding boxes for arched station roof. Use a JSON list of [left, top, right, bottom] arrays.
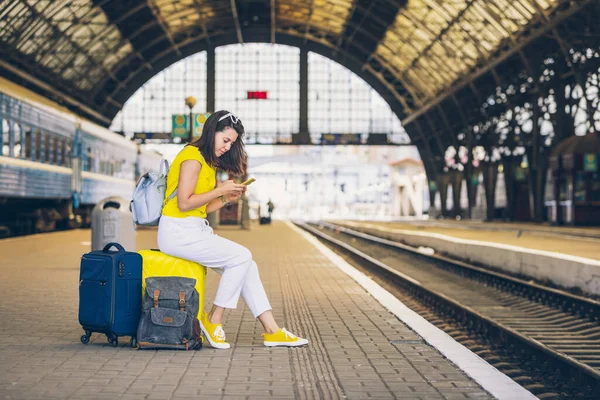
[[0, 0, 594, 141]]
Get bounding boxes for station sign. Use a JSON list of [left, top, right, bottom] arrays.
[[366, 133, 388, 145], [172, 114, 189, 139], [584, 153, 597, 171], [192, 113, 211, 137], [133, 132, 171, 141], [172, 113, 211, 140], [320, 133, 362, 145], [515, 167, 527, 181], [247, 91, 268, 99]]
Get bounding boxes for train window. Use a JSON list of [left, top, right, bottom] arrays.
[[24, 126, 32, 159], [35, 129, 42, 161], [55, 136, 60, 165], [52, 136, 58, 165], [54, 137, 60, 165], [64, 140, 71, 167], [84, 147, 91, 171], [44, 132, 50, 164], [14, 123, 22, 159], [91, 155, 96, 172], [60, 138, 66, 166], [49, 134, 55, 164], [2, 119, 9, 157], [30, 128, 37, 161]]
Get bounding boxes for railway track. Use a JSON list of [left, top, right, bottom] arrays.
[[295, 221, 600, 399]]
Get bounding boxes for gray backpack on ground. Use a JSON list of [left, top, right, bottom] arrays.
[[130, 160, 177, 227], [137, 277, 202, 350]]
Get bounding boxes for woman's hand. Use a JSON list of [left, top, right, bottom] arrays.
[[225, 190, 244, 203], [218, 180, 245, 198]]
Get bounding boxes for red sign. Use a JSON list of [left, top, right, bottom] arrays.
[[247, 91, 268, 99]]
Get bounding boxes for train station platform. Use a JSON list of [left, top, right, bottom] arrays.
[[334, 220, 600, 297], [346, 220, 600, 260], [0, 221, 533, 399]]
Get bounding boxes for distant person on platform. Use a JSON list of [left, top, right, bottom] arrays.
[[158, 110, 308, 349], [267, 199, 275, 219]]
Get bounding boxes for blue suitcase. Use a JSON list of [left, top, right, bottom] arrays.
[[78, 242, 142, 347]]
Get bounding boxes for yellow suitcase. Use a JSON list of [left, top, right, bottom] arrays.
[[139, 250, 206, 320]]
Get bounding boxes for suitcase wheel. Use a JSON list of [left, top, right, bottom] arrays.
[[80, 330, 91, 345], [107, 334, 118, 347]]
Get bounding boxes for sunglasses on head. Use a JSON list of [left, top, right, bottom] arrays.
[[218, 112, 240, 124]]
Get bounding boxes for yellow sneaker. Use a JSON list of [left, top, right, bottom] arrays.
[[200, 312, 230, 349], [263, 328, 308, 347]]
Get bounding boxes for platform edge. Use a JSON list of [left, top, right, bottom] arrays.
[[285, 220, 536, 400]]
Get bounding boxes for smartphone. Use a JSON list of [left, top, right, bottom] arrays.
[[242, 178, 256, 186]]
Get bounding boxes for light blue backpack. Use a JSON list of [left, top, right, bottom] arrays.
[[130, 160, 177, 227]]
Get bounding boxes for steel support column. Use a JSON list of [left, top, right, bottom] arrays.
[[481, 162, 498, 221], [436, 174, 450, 218], [437, 104, 463, 218], [206, 47, 215, 113], [453, 95, 476, 218], [502, 156, 518, 221], [449, 170, 463, 219], [296, 47, 310, 144], [206, 46, 217, 228]]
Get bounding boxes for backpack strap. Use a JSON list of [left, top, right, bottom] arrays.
[[162, 157, 177, 206], [159, 159, 169, 176], [163, 187, 178, 207], [153, 289, 160, 308], [179, 292, 186, 312]]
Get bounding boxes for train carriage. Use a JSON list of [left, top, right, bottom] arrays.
[[0, 77, 161, 237]]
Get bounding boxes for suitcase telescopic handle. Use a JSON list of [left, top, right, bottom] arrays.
[[103, 242, 125, 252]]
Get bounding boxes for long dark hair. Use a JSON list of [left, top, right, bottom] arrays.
[[189, 110, 247, 176]]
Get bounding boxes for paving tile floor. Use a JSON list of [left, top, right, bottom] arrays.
[[0, 221, 493, 399]]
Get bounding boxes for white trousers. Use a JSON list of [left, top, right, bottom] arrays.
[[157, 216, 272, 318]]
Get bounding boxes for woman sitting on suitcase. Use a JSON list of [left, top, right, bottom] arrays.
[[158, 110, 308, 349]]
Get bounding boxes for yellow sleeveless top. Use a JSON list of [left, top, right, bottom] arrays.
[[162, 145, 216, 219]]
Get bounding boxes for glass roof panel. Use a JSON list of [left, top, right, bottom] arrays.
[[150, 0, 225, 36], [0, 0, 564, 105], [0, 0, 133, 91], [276, 0, 352, 36], [375, 0, 560, 103]]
